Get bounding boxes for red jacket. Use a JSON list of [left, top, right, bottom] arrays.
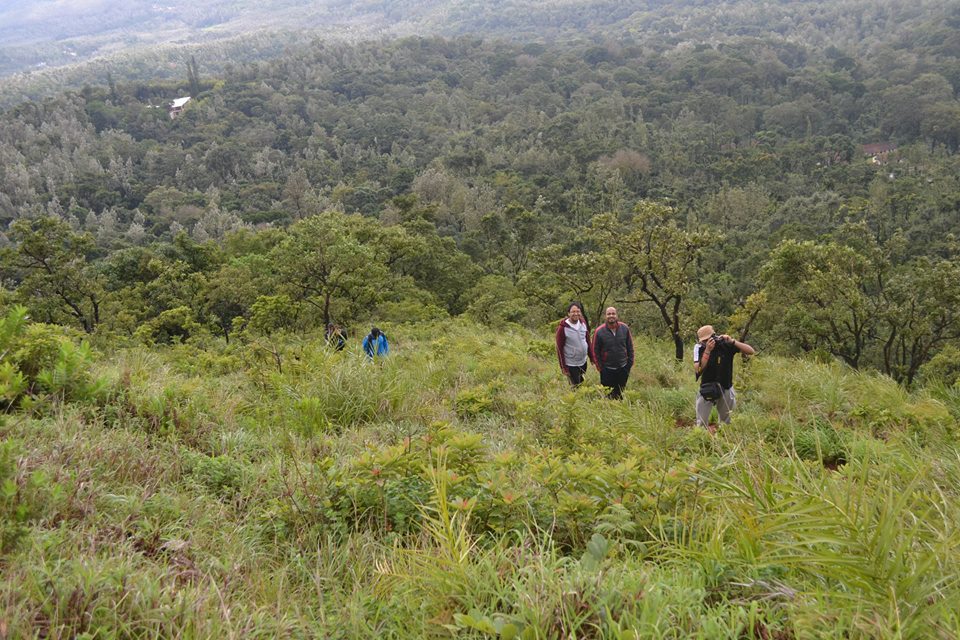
[[555, 318, 596, 372]]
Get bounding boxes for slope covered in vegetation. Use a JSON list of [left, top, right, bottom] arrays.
[[2, 6, 960, 635], [3, 29, 960, 382], [1, 316, 958, 637]]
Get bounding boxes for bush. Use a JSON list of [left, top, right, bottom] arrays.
[[187, 453, 246, 498], [12, 323, 76, 379], [378, 300, 449, 324], [794, 420, 848, 467], [525, 339, 555, 359], [464, 275, 527, 325], [0, 306, 106, 408], [0, 440, 61, 554], [248, 295, 299, 334], [35, 340, 108, 403], [134, 306, 203, 345], [916, 346, 960, 388], [454, 387, 494, 419]]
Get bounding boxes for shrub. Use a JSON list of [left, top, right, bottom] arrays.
[[187, 454, 246, 498], [248, 294, 299, 334], [464, 275, 527, 325], [378, 300, 449, 324], [0, 440, 61, 554], [292, 396, 332, 436], [12, 322, 75, 379], [0, 306, 106, 408], [525, 339, 555, 359], [454, 386, 494, 419], [916, 346, 960, 388], [35, 340, 108, 403], [134, 306, 203, 345], [794, 420, 848, 467]]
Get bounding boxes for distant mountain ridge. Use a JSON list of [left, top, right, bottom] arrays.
[[0, 0, 390, 77], [3, 0, 955, 76], [1, 0, 956, 108]]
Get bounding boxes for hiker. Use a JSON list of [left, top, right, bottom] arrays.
[[592, 307, 634, 399], [693, 325, 755, 429], [555, 302, 595, 387], [326, 323, 346, 351], [362, 326, 389, 360]]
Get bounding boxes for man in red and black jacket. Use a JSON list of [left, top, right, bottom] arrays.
[[592, 307, 634, 399]]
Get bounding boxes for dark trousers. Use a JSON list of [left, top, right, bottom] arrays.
[[600, 366, 630, 399], [567, 363, 588, 386]]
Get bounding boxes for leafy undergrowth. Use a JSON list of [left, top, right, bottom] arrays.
[[0, 319, 958, 638]]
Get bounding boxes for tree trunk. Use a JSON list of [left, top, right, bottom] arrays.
[[671, 298, 683, 361], [673, 332, 684, 361]]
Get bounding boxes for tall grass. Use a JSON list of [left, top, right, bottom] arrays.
[[0, 322, 956, 637]]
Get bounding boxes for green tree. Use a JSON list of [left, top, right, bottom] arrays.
[[519, 244, 621, 325], [186, 55, 201, 97], [272, 212, 388, 329], [464, 275, 527, 325], [367, 196, 480, 314], [2, 218, 105, 333], [473, 204, 541, 280], [591, 201, 709, 360], [880, 258, 960, 386], [204, 254, 275, 342], [282, 169, 316, 220], [754, 239, 880, 369]]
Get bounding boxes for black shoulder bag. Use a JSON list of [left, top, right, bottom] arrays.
[[696, 341, 723, 401], [699, 381, 723, 401]]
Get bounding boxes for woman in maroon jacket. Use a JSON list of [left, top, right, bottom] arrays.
[[555, 302, 596, 386]]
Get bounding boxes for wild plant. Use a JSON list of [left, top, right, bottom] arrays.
[[0, 321, 957, 637], [677, 446, 960, 637], [0, 306, 107, 410]]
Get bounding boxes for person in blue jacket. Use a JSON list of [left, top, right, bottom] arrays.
[[362, 326, 389, 359]]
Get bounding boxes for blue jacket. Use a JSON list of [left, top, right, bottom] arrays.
[[362, 334, 389, 358]]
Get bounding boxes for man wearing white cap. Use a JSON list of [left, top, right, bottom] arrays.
[[693, 325, 755, 429]]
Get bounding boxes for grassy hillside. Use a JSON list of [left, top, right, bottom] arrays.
[[1, 319, 958, 637]]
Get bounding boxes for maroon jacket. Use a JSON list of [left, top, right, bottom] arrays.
[[555, 318, 596, 372]]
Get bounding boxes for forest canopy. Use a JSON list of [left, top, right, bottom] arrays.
[[1, 2, 959, 384]]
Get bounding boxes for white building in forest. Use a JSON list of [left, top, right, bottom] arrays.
[[168, 97, 191, 119]]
